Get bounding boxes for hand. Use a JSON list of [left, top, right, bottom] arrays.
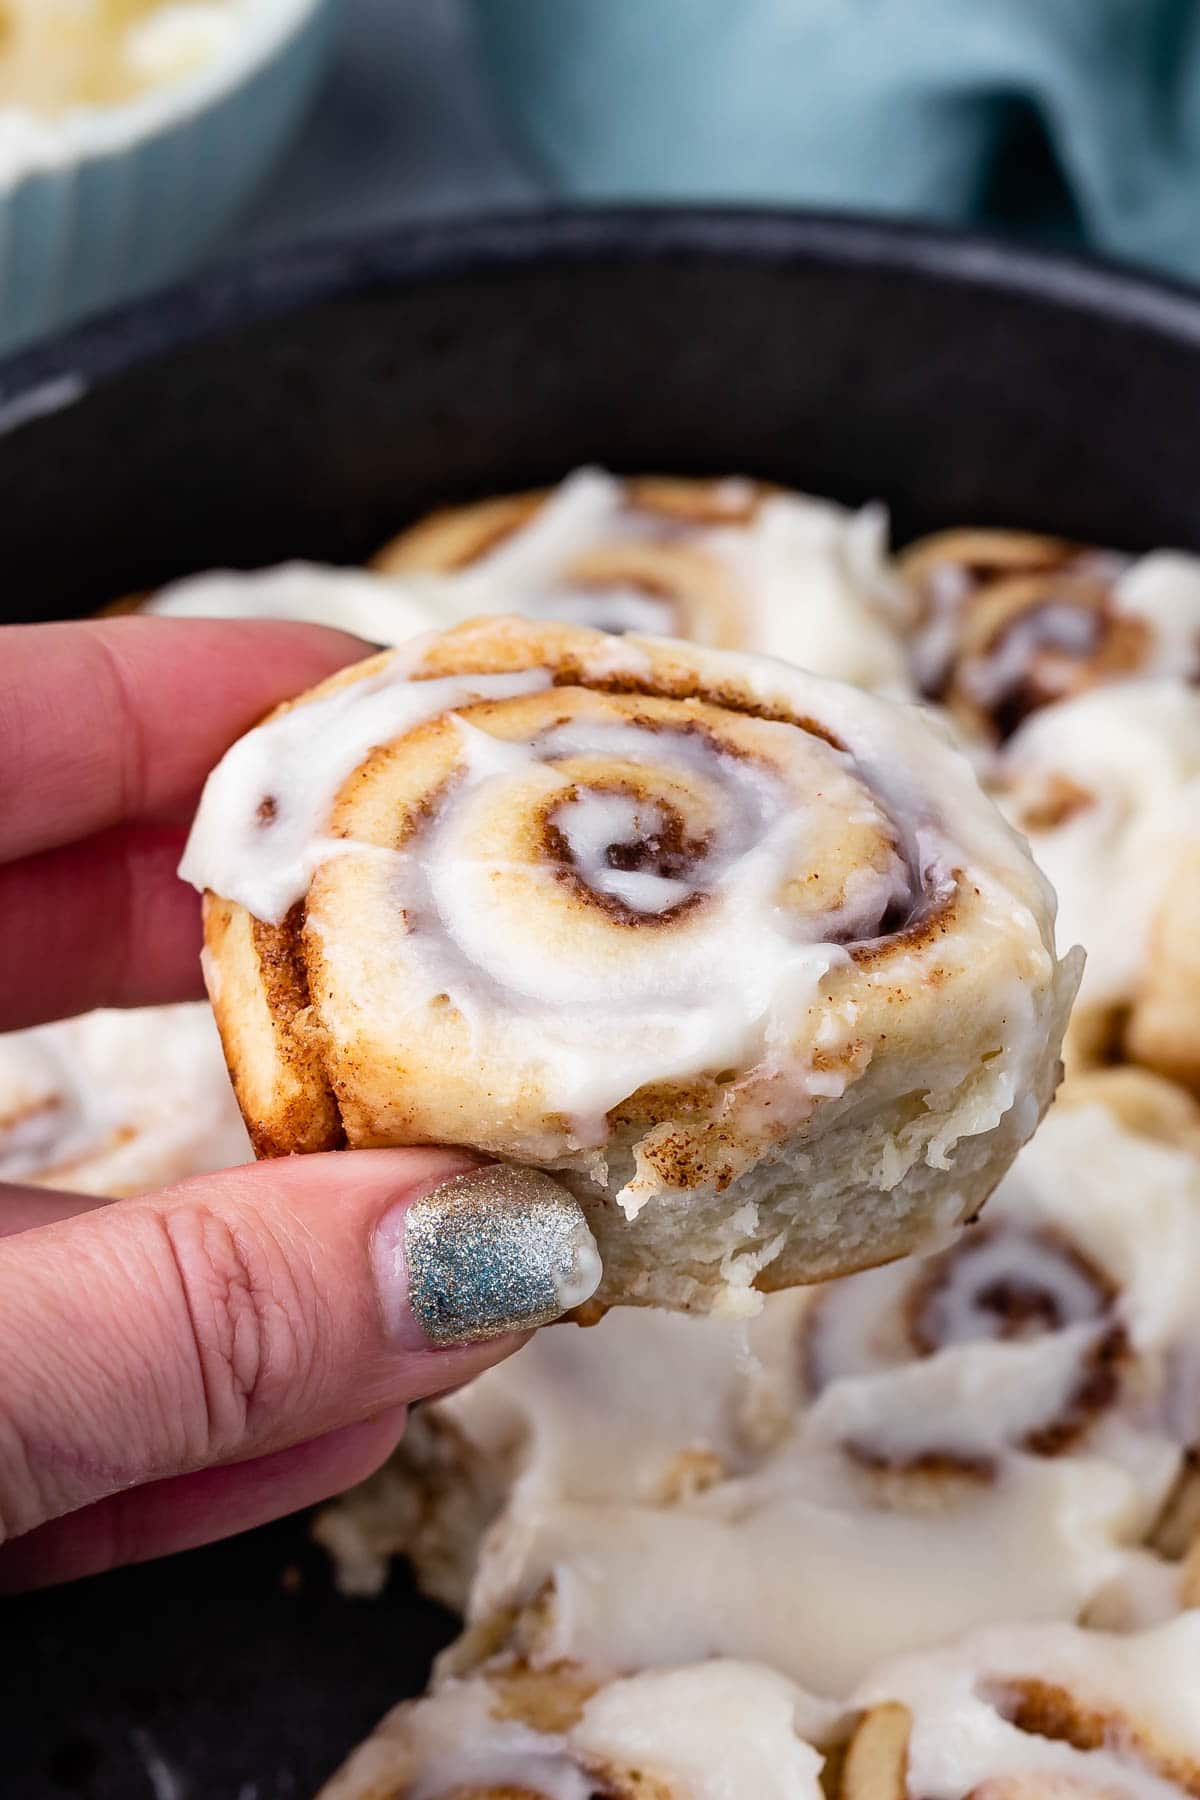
[[0, 619, 545, 1591]]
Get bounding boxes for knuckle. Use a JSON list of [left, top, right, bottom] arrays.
[[158, 1202, 321, 1457]]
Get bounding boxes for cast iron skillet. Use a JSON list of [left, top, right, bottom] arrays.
[[4, 209, 1200, 1798]]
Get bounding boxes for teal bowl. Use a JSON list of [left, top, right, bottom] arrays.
[[0, 0, 338, 357]]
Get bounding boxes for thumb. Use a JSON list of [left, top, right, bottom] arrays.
[[0, 1152, 600, 1545]]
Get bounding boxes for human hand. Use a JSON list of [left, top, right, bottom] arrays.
[[0, 619, 590, 1590]]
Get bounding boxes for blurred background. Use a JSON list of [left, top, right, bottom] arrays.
[[4, 0, 1200, 357], [233, 0, 1200, 275]]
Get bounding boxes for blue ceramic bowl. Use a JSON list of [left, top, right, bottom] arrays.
[[0, 0, 338, 356]]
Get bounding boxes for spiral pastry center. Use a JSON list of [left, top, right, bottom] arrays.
[[909, 1224, 1116, 1352], [547, 785, 710, 920], [394, 701, 921, 1058], [803, 1220, 1127, 1474]]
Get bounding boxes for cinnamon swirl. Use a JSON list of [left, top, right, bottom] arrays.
[[318, 1657, 835, 1800], [0, 1004, 250, 1197], [998, 681, 1200, 1090], [183, 616, 1079, 1314], [372, 467, 915, 693], [844, 1616, 1200, 1800], [357, 1088, 1200, 1696], [797, 1086, 1200, 1505], [900, 529, 1200, 745]]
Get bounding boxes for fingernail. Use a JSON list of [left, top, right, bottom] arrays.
[[374, 1167, 603, 1349]]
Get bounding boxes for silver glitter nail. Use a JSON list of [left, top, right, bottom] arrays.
[[404, 1167, 603, 1347]]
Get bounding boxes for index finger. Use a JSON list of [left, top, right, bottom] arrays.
[[0, 617, 368, 865]]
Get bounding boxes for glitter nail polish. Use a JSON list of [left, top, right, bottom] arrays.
[[379, 1166, 603, 1348]]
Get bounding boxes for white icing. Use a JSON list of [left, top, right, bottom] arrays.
[[342, 1661, 832, 1800], [965, 600, 1101, 707], [0, 1004, 250, 1194], [179, 663, 552, 922], [799, 1097, 1200, 1509], [146, 562, 447, 646], [705, 494, 915, 692], [916, 541, 1200, 717], [395, 1681, 594, 1800], [480, 1451, 1140, 1699], [807, 1325, 1107, 1466], [571, 1661, 832, 1799], [1115, 550, 1200, 680], [553, 788, 692, 914], [396, 711, 875, 1140], [1000, 680, 1200, 1008], [391, 466, 914, 692], [345, 1096, 1200, 1692], [187, 633, 1025, 1154], [853, 1615, 1200, 1799]]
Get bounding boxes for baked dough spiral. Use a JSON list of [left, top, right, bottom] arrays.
[[318, 1657, 834, 1800], [184, 616, 1078, 1314], [900, 528, 1200, 745], [845, 1617, 1200, 1800], [997, 680, 1200, 1091], [797, 1085, 1200, 1502], [372, 467, 915, 693], [335, 1081, 1200, 1695], [0, 1004, 250, 1197]]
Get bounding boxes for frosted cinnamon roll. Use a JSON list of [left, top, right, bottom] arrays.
[[899, 525, 1200, 745], [844, 1616, 1200, 1800], [797, 1091, 1200, 1513], [0, 1004, 250, 1197], [183, 616, 1079, 1315], [901, 529, 1200, 745], [315, 1295, 808, 1605], [140, 561, 448, 645], [372, 467, 915, 694], [387, 1092, 1198, 1697], [998, 681, 1200, 1090], [447, 1447, 1139, 1701], [319, 1658, 833, 1800]]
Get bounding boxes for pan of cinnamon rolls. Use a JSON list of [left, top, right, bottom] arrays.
[[5, 212, 1200, 1798]]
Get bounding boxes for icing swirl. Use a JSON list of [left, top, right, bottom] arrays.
[[902, 529, 1200, 743], [184, 616, 1077, 1309], [374, 467, 915, 693], [848, 1617, 1200, 1800], [0, 1004, 250, 1196]]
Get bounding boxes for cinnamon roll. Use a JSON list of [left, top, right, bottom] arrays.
[[457, 1450, 1140, 1701], [372, 467, 916, 693], [318, 1658, 834, 1800], [362, 1088, 1200, 1697], [796, 1087, 1200, 1508], [0, 1004, 250, 1197], [844, 1615, 1200, 1800], [998, 681, 1200, 1090], [183, 616, 1079, 1314], [140, 561, 448, 645], [901, 528, 1200, 745], [315, 1295, 808, 1606]]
